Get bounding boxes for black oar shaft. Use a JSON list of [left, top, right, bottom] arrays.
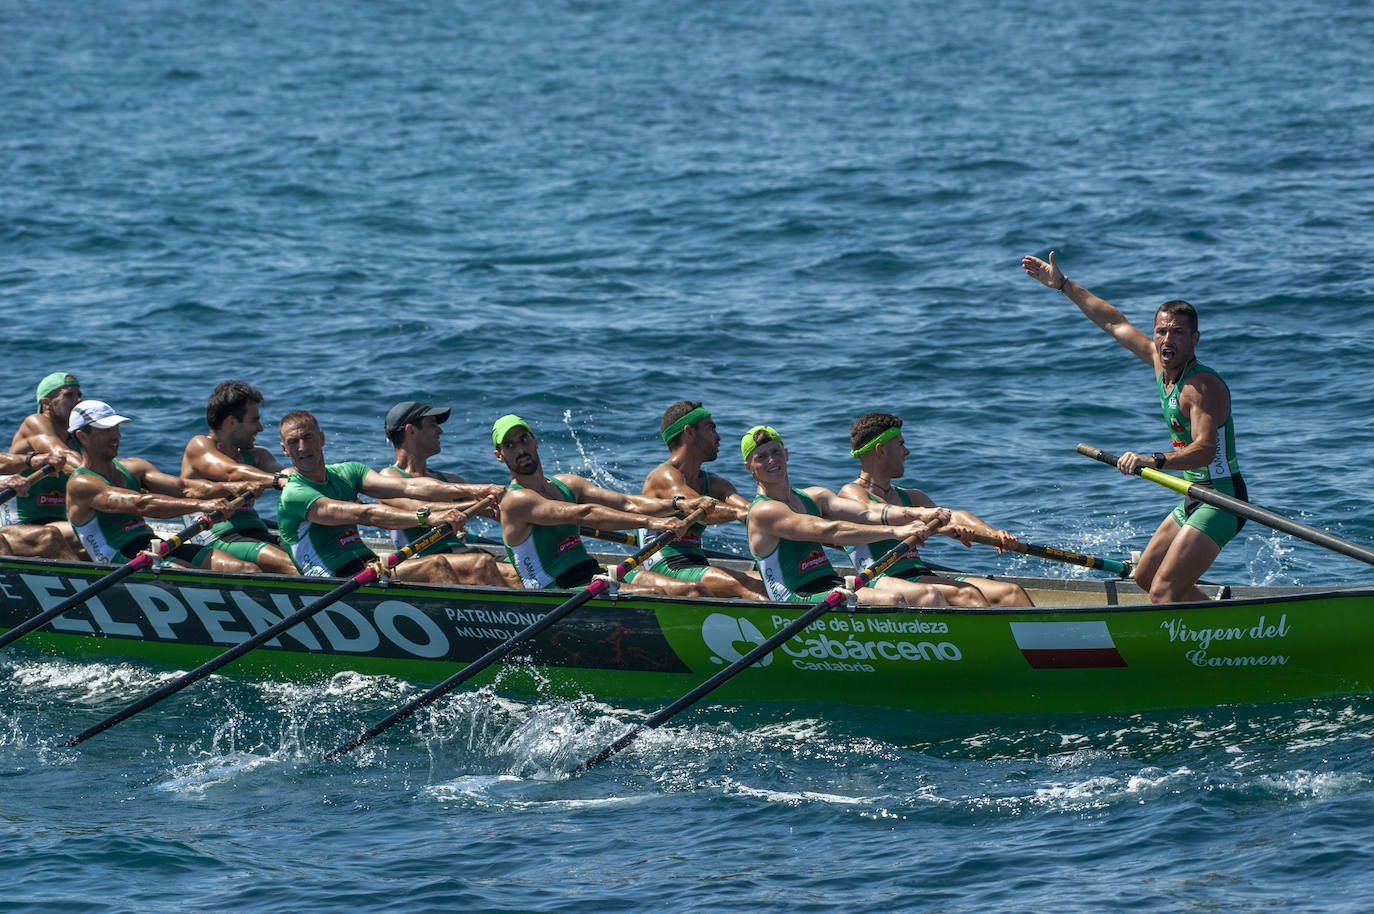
[[573, 518, 942, 774], [61, 499, 492, 747], [1078, 444, 1374, 567], [0, 493, 251, 652], [326, 506, 712, 760]]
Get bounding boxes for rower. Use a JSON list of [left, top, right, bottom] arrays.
[[0, 451, 70, 557], [637, 401, 765, 599], [275, 410, 488, 581], [839, 413, 1031, 606], [65, 400, 264, 570], [741, 424, 951, 605], [492, 414, 728, 595], [1022, 251, 1246, 603], [375, 400, 513, 587], [179, 380, 299, 574], [2, 371, 86, 559]]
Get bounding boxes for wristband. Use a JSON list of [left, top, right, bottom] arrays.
[[25, 453, 36, 468], [1057, 274, 1068, 291], [1152, 452, 1167, 469], [416, 506, 431, 527], [671, 494, 685, 514]]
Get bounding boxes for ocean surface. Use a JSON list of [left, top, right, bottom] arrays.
[[4, 0, 1374, 909]]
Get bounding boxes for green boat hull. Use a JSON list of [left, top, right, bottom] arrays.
[[2, 555, 1370, 713]]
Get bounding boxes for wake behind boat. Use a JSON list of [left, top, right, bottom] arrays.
[[3, 547, 1368, 715]]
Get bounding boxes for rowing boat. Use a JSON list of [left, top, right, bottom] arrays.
[[2, 550, 1369, 713]]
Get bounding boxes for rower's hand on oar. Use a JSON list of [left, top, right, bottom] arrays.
[[1021, 251, 1065, 289], [0, 474, 30, 496], [946, 524, 978, 547], [987, 529, 1018, 553], [430, 505, 471, 534], [1116, 451, 1150, 475], [645, 514, 690, 540], [678, 495, 718, 520], [891, 520, 936, 545], [230, 479, 268, 499], [31, 452, 67, 473]]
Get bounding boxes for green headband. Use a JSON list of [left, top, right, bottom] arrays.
[[850, 426, 901, 458], [662, 406, 710, 446], [741, 425, 783, 461]]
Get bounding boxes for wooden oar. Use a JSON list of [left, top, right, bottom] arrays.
[[0, 463, 57, 506], [324, 505, 712, 760], [59, 497, 494, 747], [966, 533, 1133, 578], [1078, 443, 1374, 566], [571, 517, 943, 774], [0, 492, 253, 652]]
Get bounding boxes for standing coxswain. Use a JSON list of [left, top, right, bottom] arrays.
[[64, 400, 265, 570], [839, 413, 1031, 607], [740, 425, 952, 605], [1022, 251, 1246, 603]]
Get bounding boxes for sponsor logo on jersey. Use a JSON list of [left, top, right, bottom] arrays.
[[121, 519, 149, 533], [338, 529, 361, 547], [558, 534, 583, 554], [37, 493, 66, 506], [798, 551, 828, 573]]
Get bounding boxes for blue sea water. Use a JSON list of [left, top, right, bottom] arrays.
[[4, 0, 1374, 909]]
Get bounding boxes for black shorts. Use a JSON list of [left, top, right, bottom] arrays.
[[794, 574, 844, 598], [554, 558, 602, 589], [663, 553, 710, 571], [118, 533, 210, 566]]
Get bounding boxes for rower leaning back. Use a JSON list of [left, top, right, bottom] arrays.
[[1022, 251, 1246, 604]]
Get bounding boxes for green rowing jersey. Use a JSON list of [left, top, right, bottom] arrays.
[[276, 461, 375, 577], [383, 465, 464, 551], [748, 488, 838, 602], [0, 463, 69, 526], [638, 466, 712, 570], [843, 485, 929, 578], [70, 461, 152, 563], [504, 477, 594, 588], [1160, 361, 1241, 484]]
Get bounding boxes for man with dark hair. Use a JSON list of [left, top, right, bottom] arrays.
[[276, 410, 482, 581], [3, 371, 86, 558], [0, 451, 71, 557], [740, 424, 953, 605], [492, 414, 727, 595], [179, 381, 298, 574], [375, 400, 511, 587], [1022, 251, 1246, 603], [637, 401, 764, 599], [840, 413, 1030, 606], [65, 400, 263, 570]]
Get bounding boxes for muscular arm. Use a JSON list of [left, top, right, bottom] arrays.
[[67, 470, 236, 522], [643, 465, 750, 523], [132, 459, 257, 500], [10, 415, 81, 464], [1022, 251, 1155, 367], [810, 486, 946, 527], [750, 498, 933, 548], [1165, 375, 1230, 472], [361, 468, 503, 504], [182, 436, 281, 484]]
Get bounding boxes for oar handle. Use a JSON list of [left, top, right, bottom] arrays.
[[61, 496, 498, 747], [580, 526, 635, 545], [573, 517, 943, 774], [324, 505, 712, 760], [1077, 442, 1374, 567], [0, 463, 58, 505]]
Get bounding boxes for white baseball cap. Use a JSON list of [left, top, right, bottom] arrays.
[[68, 400, 132, 433]]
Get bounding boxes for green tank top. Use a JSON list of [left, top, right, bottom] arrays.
[[842, 485, 929, 577], [748, 488, 838, 602], [0, 463, 69, 525], [653, 466, 712, 564], [190, 448, 270, 540], [504, 477, 595, 588], [1159, 361, 1241, 483], [71, 460, 152, 562], [384, 465, 464, 551]]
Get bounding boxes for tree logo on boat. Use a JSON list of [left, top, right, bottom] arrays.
[[701, 613, 773, 667]]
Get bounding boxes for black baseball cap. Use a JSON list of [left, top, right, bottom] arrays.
[[384, 401, 451, 436]]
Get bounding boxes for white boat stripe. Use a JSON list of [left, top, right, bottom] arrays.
[[1009, 620, 1116, 651]]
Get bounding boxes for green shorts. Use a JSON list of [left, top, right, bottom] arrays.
[[1169, 473, 1247, 549], [649, 563, 712, 583], [210, 537, 271, 564]]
